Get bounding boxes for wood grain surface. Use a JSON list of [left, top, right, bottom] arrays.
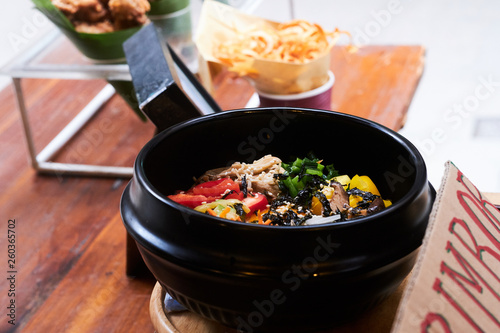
[[0, 41, 424, 333]]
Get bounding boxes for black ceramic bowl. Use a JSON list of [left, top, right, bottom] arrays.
[[121, 108, 435, 332]]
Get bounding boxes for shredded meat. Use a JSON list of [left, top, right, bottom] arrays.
[[328, 181, 350, 213], [197, 155, 284, 200], [196, 167, 228, 184], [366, 197, 385, 215]]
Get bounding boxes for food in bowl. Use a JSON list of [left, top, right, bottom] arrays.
[[121, 108, 435, 332], [52, 0, 151, 32], [214, 19, 343, 66], [168, 153, 392, 226]]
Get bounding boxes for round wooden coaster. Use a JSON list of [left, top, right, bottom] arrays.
[[150, 282, 236, 333]]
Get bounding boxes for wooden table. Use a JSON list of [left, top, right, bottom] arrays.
[[0, 39, 424, 333]]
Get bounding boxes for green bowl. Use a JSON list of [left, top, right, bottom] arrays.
[[148, 0, 190, 16], [58, 26, 142, 63]]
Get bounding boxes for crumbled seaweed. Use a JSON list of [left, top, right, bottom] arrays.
[[273, 173, 288, 180], [297, 164, 307, 181], [270, 194, 293, 208], [307, 175, 328, 189], [347, 188, 380, 209], [222, 190, 237, 199], [262, 191, 313, 226], [262, 208, 311, 226], [241, 174, 248, 198], [314, 191, 332, 217], [261, 211, 280, 225], [294, 188, 312, 207], [233, 203, 245, 216]]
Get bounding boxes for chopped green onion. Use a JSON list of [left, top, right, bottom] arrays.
[[305, 169, 323, 176], [277, 154, 338, 197]]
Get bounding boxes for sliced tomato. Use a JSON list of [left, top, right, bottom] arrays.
[[192, 178, 226, 189], [242, 193, 268, 214], [168, 193, 212, 208], [191, 178, 240, 197], [223, 190, 244, 200]]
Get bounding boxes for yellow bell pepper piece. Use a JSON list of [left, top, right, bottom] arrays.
[[311, 186, 335, 215], [311, 196, 323, 215], [349, 195, 363, 208], [332, 175, 351, 190], [349, 175, 381, 196]]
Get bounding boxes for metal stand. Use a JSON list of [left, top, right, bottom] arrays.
[[3, 30, 135, 178], [13, 78, 133, 178]]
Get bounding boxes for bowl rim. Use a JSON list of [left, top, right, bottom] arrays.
[[133, 107, 429, 230]]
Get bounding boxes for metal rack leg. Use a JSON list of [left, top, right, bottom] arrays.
[[13, 78, 134, 178], [13, 77, 39, 170]]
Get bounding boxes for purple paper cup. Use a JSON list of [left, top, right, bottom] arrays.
[[257, 71, 335, 110]]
